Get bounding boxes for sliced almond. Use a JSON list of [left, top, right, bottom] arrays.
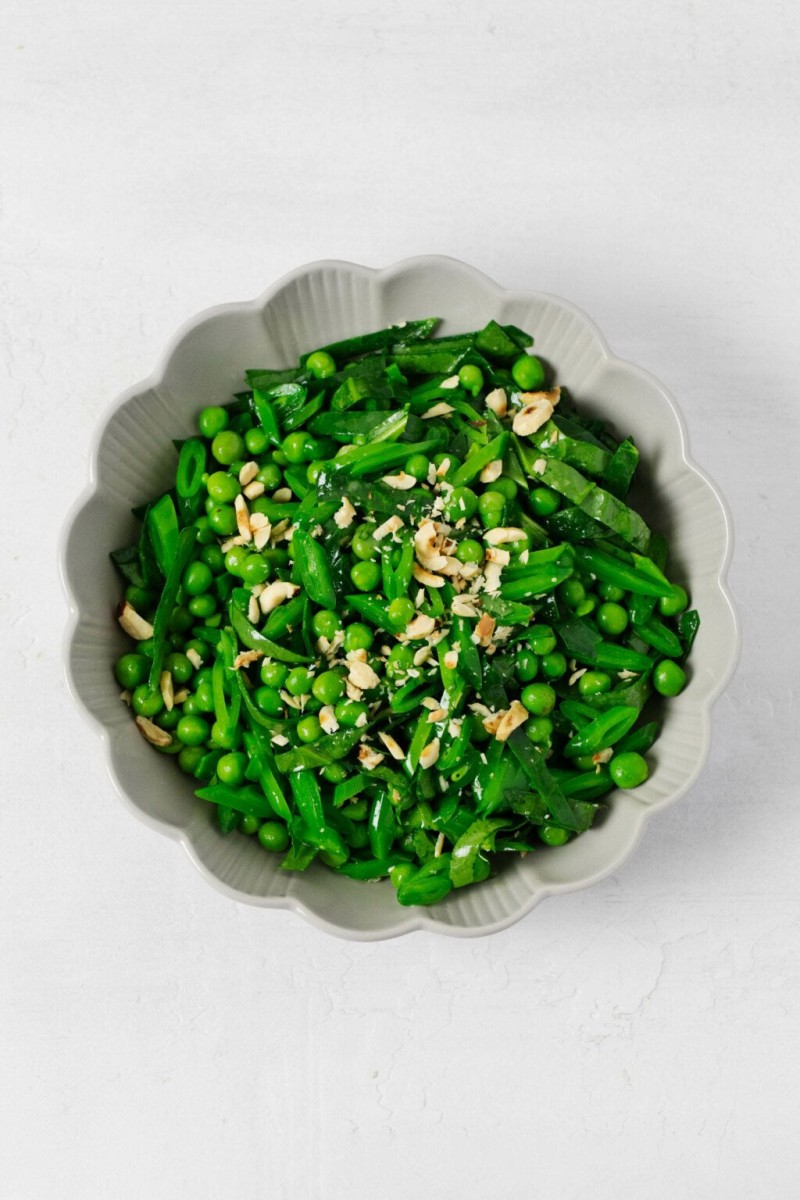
[[493, 700, 530, 742], [220, 535, 248, 552], [512, 388, 561, 437], [247, 594, 260, 624], [443, 648, 459, 670], [253, 524, 272, 551], [319, 705, 339, 734], [173, 688, 190, 705], [433, 831, 446, 857], [422, 697, 441, 711], [378, 731, 405, 761], [479, 459, 503, 484], [485, 547, 511, 567], [405, 613, 436, 639], [348, 659, 381, 691], [421, 402, 455, 419], [482, 562, 504, 595], [439, 375, 460, 389], [243, 481, 265, 500], [414, 520, 448, 572], [427, 707, 447, 723], [482, 710, 504, 735], [159, 670, 174, 712], [186, 647, 203, 670], [484, 526, 527, 546], [272, 488, 293, 503], [484, 387, 508, 417], [234, 494, 252, 542], [569, 667, 588, 686], [412, 563, 446, 588], [119, 689, 131, 706], [271, 733, 289, 747], [474, 613, 496, 646], [381, 472, 417, 490], [233, 649, 264, 670], [117, 601, 154, 641], [451, 595, 480, 618], [357, 744, 384, 770], [435, 457, 451, 478], [249, 512, 270, 530], [532, 457, 547, 475], [280, 689, 304, 711], [333, 496, 357, 529], [259, 580, 300, 615], [458, 562, 481, 580], [135, 715, 172, 748], [345, 679, 363, 702], [373, 514, 404, 541], [355, 710, 369, 728], [419, 738, 440, 770], [239, 461, 260, 486]]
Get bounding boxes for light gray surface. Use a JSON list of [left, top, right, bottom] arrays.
[[2, 1, 798, 1197]]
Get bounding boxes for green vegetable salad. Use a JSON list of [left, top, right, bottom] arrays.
[[112, 317, 699, 907]]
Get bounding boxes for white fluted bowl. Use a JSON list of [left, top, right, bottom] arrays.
[[60, 257, 739, 939]]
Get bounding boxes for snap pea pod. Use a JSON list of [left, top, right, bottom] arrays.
[[175, 438, 206, 499], [450, 818, 507, 888], [228, 601, 311, 663], [195, 783, 275, 821], [632, 616, 684, 659], [275, 728, 364, 772], [146, 525, 198, 690], [368, 791, 397, 860], [336, 856, 411, 881], [563, 706, 640, 758], [451, 615, 482, 690], [291, 528, 338, 611], [506, 730, 584, 831], [262, 594, 305, 640], [344, 593, 407, 634], [147, 493, 180, 579], [678, 609, 701, 652], [306, 318, 439, 363], [449, 432, 509, 487], [601, 437, 639, 499], [529, 419, 611, 477], [499, 560, 574, 601], [572, 545, 674, 598], [530, 457, 651, 552], [614, 720, 659, 756], [289, 818, 349, 866], [396, 855, 454, 906], [391, 337, 475, 376], [474, 320, 520, 361], [250, 389, 282, 446], [242, 729, 292, 821], [333, 436, 443, 478], [333, 773, 373, 807]]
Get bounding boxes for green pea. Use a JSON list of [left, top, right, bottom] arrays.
[[485, 476, 518, 501], [115, 653, 149, 689], [390, 862, 417, 889], [525, 717, 553, 744], [258, 659, 287, 689], [198, 405, 228, 438], [239, 813, 260, 836], [478, 490, 506, 530], [216, 752, 247, 786], [540, 825, 570, 847], [516, 649, 539, 683], [575, 595, 598, 618], [404, 453, 431, 480], [178, 745, 205, 774], [188, 594, 216, 619], [297, 715, 323, 743], [456, 538, 484, 564], [521, 683, 556, 716], [282, 432, 317, 464], [458, 364, 484, 396], [433, 452, 461, 476], [528, 624, 557, 655], [529, 486, 561, 517], [306, 460, 327, 485], [596, 602, 629, 637], [164, 652, 193, 685], [387, 597, 415, 627], [653, 660, 686, 696], [124, 585, 155, 613], [206, 471, 240, 504], [182, 561, 213, 596], [334, 699, 368, 728], [240, 554, 269, 587], [312, 670, 345, 706], [306, 350, 336, 379], [193, 681, 215, 713], [351, 522, 378, 561], [598, 581, 626, 603], [386, 644, 414, 678], [350, 560, 381, 592], [211, 430, 245, 466], [322, 762, 349, 784], [285, 667, 313, 697], [176, 714, 210, 746], [254, 686, 283, 716], [257, 462, 283, 490], [511, 354, 546, 391], [578, 670, 612, 696], [208, 505, 238, 537], [659, 585, 689, 618], [540, 651, 567, 679], [610, 751, 649, 789], [244, 427, 270, 455], [344, 623, 374, 653], [210, 721, 242, 750], [444, 486, 479, 522], [200, 544, 225, 574], [224, 545, 248, 576], [558, 578, 586, 609], [311, 609, 341, 641], [258, 821, 290, 852], [131, 684, 163, 716], [192, 516, 216, 545]]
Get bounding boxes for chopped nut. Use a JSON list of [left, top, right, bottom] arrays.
[[533, 457, 547, 475], [479, 459, 503, 484], [458, 562, 481, 580], [493, 700, 529, 742], [249, 513, 270, 530], [433, 832, 446, 858], [512, 388, 561, 436], [592, 748, 614, 765], [159, 670, 174, 712], [413, 646, 432, 667], [259, 580, 300, 614], [346, 648, 368, 663], [484, 387, 508, 417], [234, 494, 252, 541], [243, 481, 265, 500], [439, 375, 460, 389], [412, 562, 446, 588], [419, 739, 440, 770], [233, 649, 264, 670], [272, 487, 293, 503], [186, 648, 203, 670], [381, 472, 417, 490], [117, 601, 154, 641], [135, 715, 172, 747], [345, 680, 363, 702], [435, 457, 451, 478], [617, 669, 639, 680], [484, 526, 526, 546], [247, 594, 260, 624], [173, 688, 190, 704], [373, 514, 404, 541], [421, 402, 455, 419], [378, 732, 405, 761], [422, 697, 441, 711], [333, 496, 357, 529], [485, 546, 510, 566], [280, 689, 305, 711], [474, 612, 496, 646], [119, 689, 131, 706], [355, 710, 369, 728], [239, 461, 260, 486], [427, 707, 447, 723], [348, 659, 381, 690], [451, 595, 480, 618], [427, 462, 438, 486], [253, 524, 272, 551], [270, 733, 289, 747], [405, 613, 436, 639], [357, 744, 384, 770], [569, 667, 588, 686], [443, 648, 459, 670], [469, 702, 493, 719], [319, 705, 339, 734]]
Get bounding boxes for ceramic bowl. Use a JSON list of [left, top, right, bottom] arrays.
[[61, 256, 739, 939]]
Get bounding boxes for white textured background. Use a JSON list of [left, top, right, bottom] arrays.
[[2, 1, 799, 1197]]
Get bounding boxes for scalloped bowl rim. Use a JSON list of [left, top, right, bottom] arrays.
[[60, 256, 740, 940]]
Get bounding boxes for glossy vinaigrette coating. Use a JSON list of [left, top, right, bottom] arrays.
[[111, 318, 699, 907]]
